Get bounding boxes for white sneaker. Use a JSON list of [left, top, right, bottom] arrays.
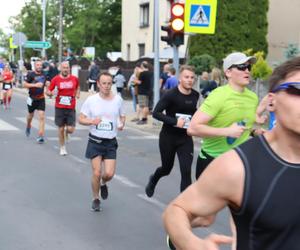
[[60, 146, 68, 156]]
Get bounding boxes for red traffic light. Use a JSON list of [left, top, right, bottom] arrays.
[[171, 3, 184, 32]]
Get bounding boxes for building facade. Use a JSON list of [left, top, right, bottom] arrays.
[[122, 0, 300, 63], [267, 0, 300, 64], [122, 0, 187, 61]]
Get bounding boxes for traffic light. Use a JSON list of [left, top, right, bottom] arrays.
[[161, 23, 173, 46], [170, 2, 185, 46]]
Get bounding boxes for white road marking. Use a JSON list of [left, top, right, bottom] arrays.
[[137, 193, 167, 210], [114, 174, 141, 188], [0, 120, 19, 131], [15, 117, 56, 130], [47, 116, 88, 130]]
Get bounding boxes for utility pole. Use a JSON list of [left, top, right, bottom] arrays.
[[153, 0, 160, 109], [41, 0, 47, 58], [58, 0, 64, 64]]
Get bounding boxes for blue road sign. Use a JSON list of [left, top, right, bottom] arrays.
[[190, 4, 211, 27]]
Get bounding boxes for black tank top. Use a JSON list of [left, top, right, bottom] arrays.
[[232, 135, 300, 250]]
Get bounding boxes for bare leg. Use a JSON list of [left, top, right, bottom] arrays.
[[91, 156, 102, 199]]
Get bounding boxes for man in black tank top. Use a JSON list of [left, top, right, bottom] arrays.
[[145, 65, 199, 197], [162, 57, 300, 250]]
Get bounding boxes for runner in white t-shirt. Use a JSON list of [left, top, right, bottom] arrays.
[[79, 72, 126, 212]]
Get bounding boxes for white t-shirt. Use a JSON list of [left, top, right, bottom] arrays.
[[80, 94, 125, 139], [114, 74, 126, 88]]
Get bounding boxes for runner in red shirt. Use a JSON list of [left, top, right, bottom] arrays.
[[47, 61, 80, 155], [1, 64, 14, 110]]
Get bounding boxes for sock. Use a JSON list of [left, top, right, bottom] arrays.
[[142, 118, 147, 121], [8, 96, 11, 104]]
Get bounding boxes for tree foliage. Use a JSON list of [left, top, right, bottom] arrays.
[[188, 0, 269, 64], [187, 54, 216, 75], [250, 51, 272, 80], [10, 0, 121, 60]]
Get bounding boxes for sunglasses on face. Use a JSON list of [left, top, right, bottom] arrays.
[[272, 82, 300, 96], [230, 64, 252, 72]]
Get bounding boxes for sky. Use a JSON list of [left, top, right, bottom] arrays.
[[0, 0, 26, 33]]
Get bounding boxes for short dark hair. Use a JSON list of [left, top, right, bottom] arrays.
[[168, 67, 176, 75], [98, 71, 113, 81], [269, 56, 300, 92], [179, 65, 195, 74]]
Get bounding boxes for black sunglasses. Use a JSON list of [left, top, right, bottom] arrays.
[[230, 64, 252, 72], [285, 87, 300, 96], [272, 82, 300, 96]]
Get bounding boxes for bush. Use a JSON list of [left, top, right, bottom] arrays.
[[187, 54, 216, 75]]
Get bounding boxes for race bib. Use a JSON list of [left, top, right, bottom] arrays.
[[175, 113, 192, 129], [96, 120, 113, 131], [27, 97, 33, 106], [59, 96, 72, 106], [4, 84, 11, 90]]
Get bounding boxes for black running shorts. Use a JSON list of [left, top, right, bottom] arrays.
[[85, 134, 118, 160], [55, 108, 76, 127], [27, 98, 46, 113]]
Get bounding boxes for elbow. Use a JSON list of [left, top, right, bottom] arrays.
[[187, 126, 196, 136]]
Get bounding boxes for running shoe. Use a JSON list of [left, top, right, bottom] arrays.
[[136, 119, 147, 125], [91, 198, 101, 212], [59, 146, 68, 156], [100, 184, 108, 200], [145, 175, 156, 198], [25, 127, 31, 137], [37, 136, 45, 144]]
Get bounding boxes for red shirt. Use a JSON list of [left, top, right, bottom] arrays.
[[2, 71, 13, 82], [49, 75, 79, 109]]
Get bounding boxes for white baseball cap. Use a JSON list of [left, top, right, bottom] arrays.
[[223, 52, 256, 71]]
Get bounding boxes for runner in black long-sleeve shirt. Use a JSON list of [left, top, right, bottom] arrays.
[[145, 65, 199, 197]]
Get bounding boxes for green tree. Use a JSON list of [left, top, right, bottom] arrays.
[[9, 0, 121, 59], [187, 54, 216, 75], [250, 51, 272, 97], [188, 1, 269, 64]]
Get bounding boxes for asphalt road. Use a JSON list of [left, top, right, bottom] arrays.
[[0, 91, 231, 250]]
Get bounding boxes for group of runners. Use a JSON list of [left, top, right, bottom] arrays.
[[3, 51, 300, 249]]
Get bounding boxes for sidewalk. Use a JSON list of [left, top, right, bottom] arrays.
[[13, 87, 162, 134]]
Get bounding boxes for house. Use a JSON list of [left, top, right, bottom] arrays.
[[122, 0, 300, 63], [121, 0, 187, 61]]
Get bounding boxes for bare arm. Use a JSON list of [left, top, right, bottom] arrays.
[[163, 150, 245, 250], [118, 115, 126, 131], [76, 86, 80, 99], [187, 110, 246, 138], [256, 95, 269, 124], [78, 113, 101, 126]]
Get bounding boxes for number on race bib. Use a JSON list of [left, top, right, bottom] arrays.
[[96, 121, 113, 131], [59, 96, 72, 106]]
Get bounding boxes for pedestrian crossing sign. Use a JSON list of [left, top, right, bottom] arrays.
[[184, 0, 217, 34]]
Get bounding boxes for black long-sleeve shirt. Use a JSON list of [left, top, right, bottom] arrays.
[[153, 86, 199, 135]]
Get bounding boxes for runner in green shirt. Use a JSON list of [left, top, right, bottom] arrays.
[[188, 52, 259, 179]]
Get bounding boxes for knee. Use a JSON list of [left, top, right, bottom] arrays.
[[104, 170, 114, 181], [67, 126, 75, 134], [160, 165, 172, 176], [92, 169, 101, 179]]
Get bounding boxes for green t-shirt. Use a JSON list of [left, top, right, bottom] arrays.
[[199, 84, 258, 158]]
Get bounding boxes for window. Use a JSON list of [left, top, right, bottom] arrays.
[[140, 3, 149, 28], [127, 43, 131, 61], [138, 43, 145, 58]]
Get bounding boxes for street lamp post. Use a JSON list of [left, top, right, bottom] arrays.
[[42, 0, 47, 58], [58, 0, 64, 64]]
